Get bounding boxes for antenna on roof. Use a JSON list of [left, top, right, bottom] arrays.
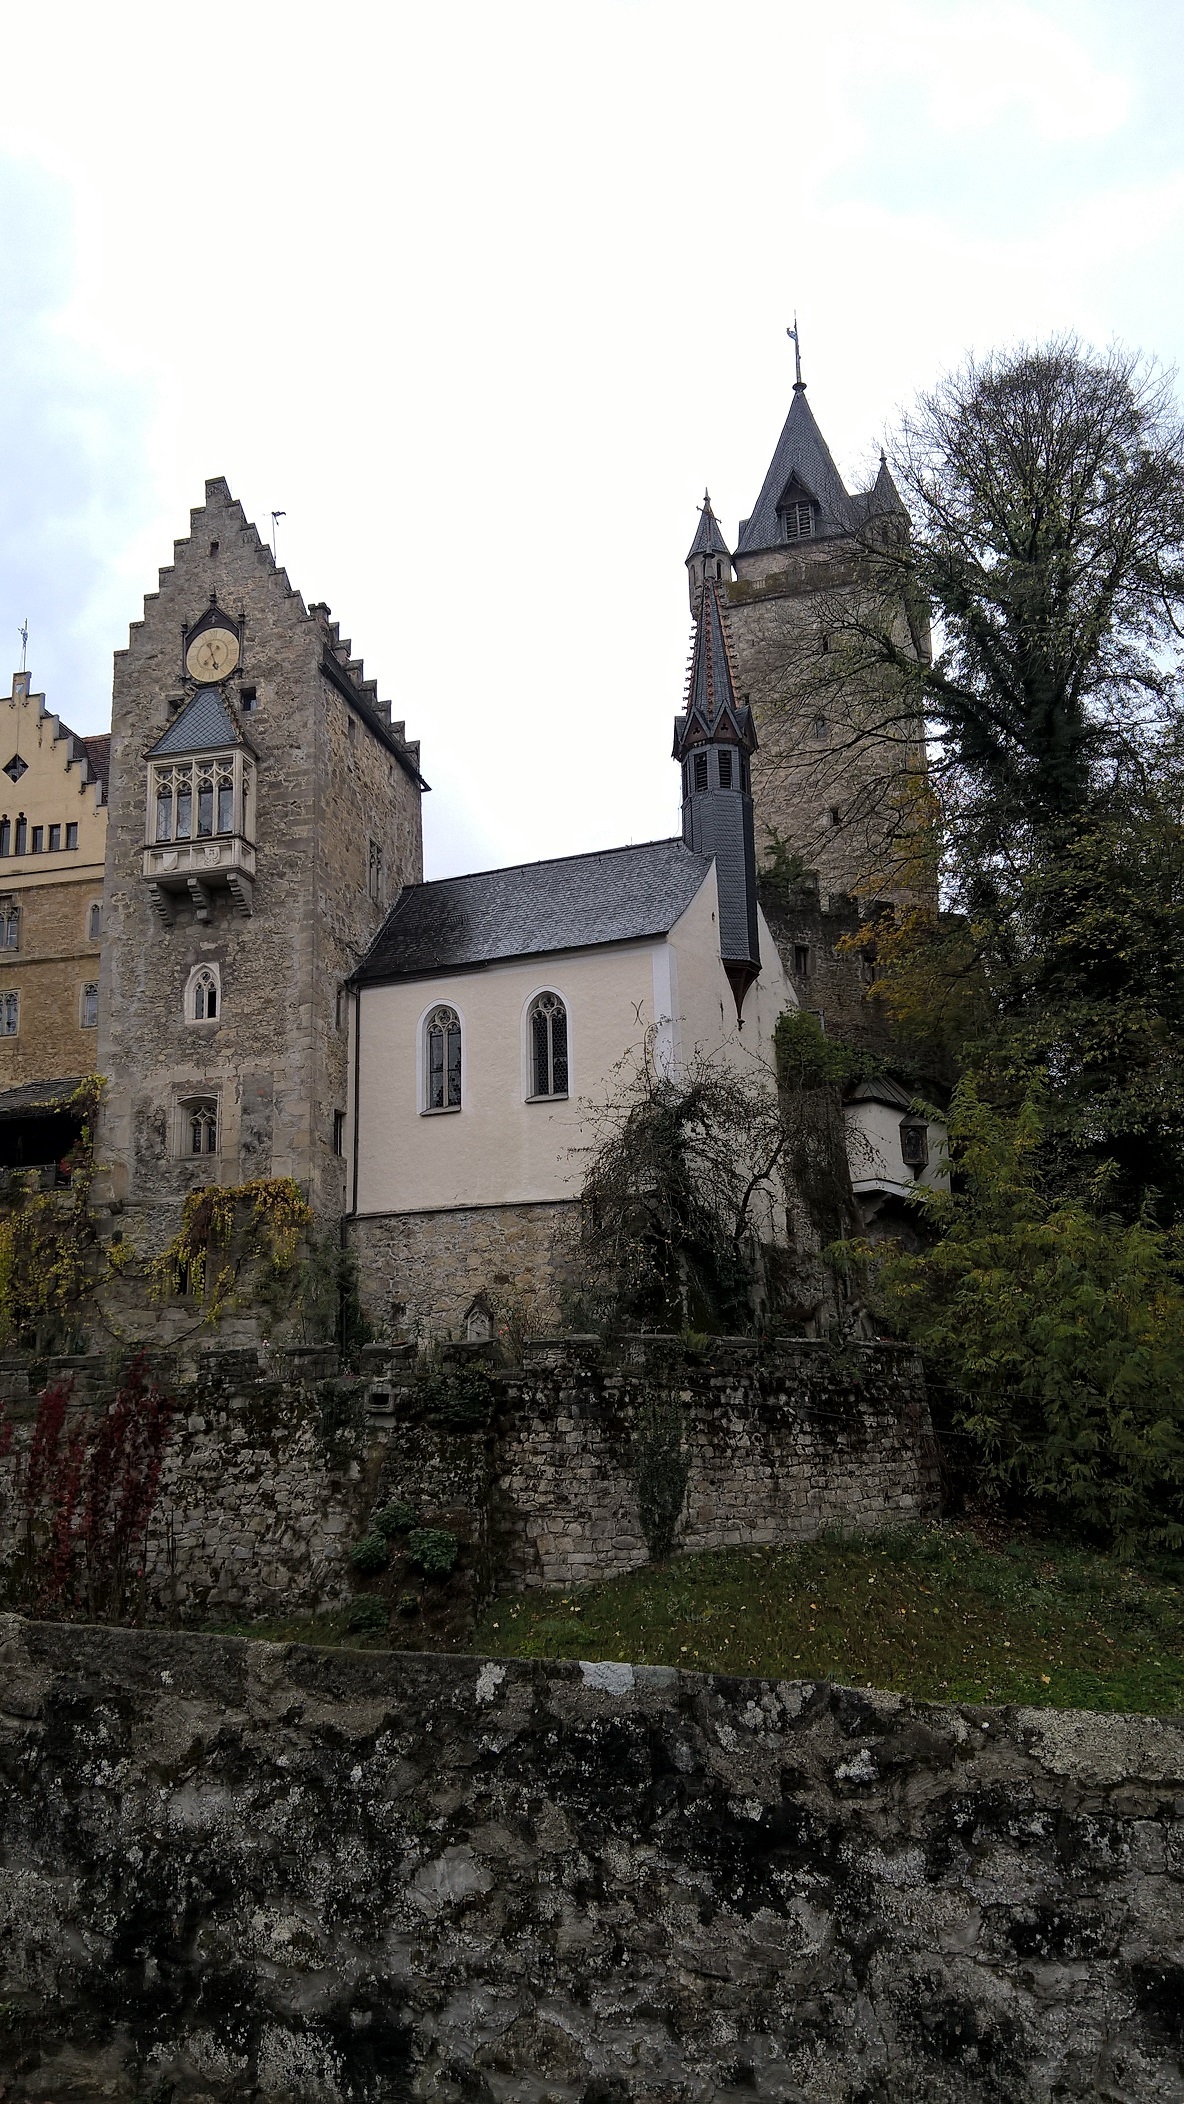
[[787, 316, 805, 392], [270, 511, 286, 564], [17, 621, 27, 674]]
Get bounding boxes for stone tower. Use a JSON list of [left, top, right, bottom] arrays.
[[97, 478, 424, 1243], [702, 351, 931, 908]]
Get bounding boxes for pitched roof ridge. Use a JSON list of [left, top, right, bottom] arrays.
[[400, 834, 694, 895]]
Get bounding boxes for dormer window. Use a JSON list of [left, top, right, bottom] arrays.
[[780, 500, 815, 543]]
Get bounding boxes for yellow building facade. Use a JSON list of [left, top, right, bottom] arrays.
[[0, 670, 108, 1117]]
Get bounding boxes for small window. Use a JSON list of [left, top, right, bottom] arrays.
[[793, 944, 810, 977], [827, 806, 842, 829], [333, 1109, 346, 1156], [87, 902, 102, 941], [425, 1005, 461, 1111], [368, 839, 383, 904], [717, 749, 733, 789], [780, 501, 815, 542], [209, 539, 219, 556], [65, 823, 78, 850], [240, 686, 257, 713], [335, 987, 344, 1030], [0, 821, 9, 858], [15, 818, 26, 855], [187, 1101, 218, 1156], [820, 634, 830, 655], [347, 714, 357, 744], [80, 982, 98, 1029], [30, 828, 43, 855], [0, 902, 19, 951], [813, 714, 828, 742], [529, 991, 569, 1099], [0, 992, 18, 1036], [900, 1119, 929, 1174], [48, 824, 61, 852], [715, 560, 722, 579], [190, 967, 219, 1022], [3, 756, 26, 784], [693, 752, 708, 793]]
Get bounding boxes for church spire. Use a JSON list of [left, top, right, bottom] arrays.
[[685, 491, 732, 612], [673, 579, 760, 1016]]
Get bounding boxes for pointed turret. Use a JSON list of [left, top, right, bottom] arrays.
[[685, 491, 732, 612], [735, 385, 857, 560], [673, 581, 760, 1015]]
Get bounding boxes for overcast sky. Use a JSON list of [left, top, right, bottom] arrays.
[[2, 0, 1183, 877]]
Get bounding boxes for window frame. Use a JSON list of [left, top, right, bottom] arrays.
[[523, 987, 572, 1103], [80, 982, 99, 1029], [420, 1001, 463, 1114], [146, 750, 254, 849], [176, 1093, 219, 1160], [0, 990, 18, 1037], [0, 899, 19, 952], [185, 963, 221, 1024]]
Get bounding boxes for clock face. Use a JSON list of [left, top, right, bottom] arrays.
[[185, 627, 240, 683]]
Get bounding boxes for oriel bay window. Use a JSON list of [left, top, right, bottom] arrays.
[[152, 755, 248, 843]]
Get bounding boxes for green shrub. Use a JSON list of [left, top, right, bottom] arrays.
[[349, 1533, 389, 1576], [407, 1527, 459, 1577], [416, 1363, 498, 1429], [346, 1596, 388, 1636], [373, 1500, 418, 1540], [396, 1591, 421, 1618]]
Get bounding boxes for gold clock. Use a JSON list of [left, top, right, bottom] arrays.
[[185, 627, 240, 683]]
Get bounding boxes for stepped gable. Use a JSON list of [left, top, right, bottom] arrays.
[[307, 601, 428, 790], [355, 837, 712, 984]]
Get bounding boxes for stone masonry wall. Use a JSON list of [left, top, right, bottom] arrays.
[[0, 1338, 937, 1616], [0, 1617, 1180, 2099], [349, 1200, 581, 1341]]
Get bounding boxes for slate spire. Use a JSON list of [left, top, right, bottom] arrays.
[[684, 491, 732, 612], [673, 580, 760, 1016]]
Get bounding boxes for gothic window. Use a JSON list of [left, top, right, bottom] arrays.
[[80, 983, 98, 1029], [87, 902, 102, 941], [529, 992, 569, 1099], [425, 1006, 461, 1111], [188, 966, 220, 1022], [151, 759, 238, 844], [780, 500, 815, 542], [0, 992, 18, 1036], [717, 749, 733, 789], [0, 901, 19, 951], [181, 1094, 218, 1161]]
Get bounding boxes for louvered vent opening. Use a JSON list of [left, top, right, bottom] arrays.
[[717, 750, 733, 788], [693, 752, 708, 792], [780, 501, 815, 542]]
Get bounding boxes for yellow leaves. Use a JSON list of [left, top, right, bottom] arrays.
[[148, 1176, 313, 1323]]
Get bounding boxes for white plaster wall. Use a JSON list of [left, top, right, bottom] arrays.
[[354, 866, 797, 1217], [845, 1096, 949, 1201]]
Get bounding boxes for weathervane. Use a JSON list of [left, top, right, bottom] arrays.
[[270, 510, 286, 564], [17, 621, 27, 674], [787, 315, 804, 391]]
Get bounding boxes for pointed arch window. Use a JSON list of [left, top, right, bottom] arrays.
[[178, 1095, 218, 1157], [425, 1005, 461, 1111], [528, 992, 568, 1099], [188, 965, 220, 1022]]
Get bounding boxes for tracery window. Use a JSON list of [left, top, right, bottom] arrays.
[[529, 992, 568, 1099], [151, 758, 244, 844], [185, 1099, 218, 1156], [425, 1006, 461, 1111], [0, 992, 18, 1036], [189, 966, 219, 1022], [0, 901, 19, 951]]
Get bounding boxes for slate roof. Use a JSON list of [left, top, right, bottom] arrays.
[[685, 492, 731, 563], [736, 387, 858, 554], [673, 580, 755, 758], [148, 688, 240, 757], [356, 838, 713, 985], [0, 1076, 85, 1120], [845, 1076, 915, 1111]]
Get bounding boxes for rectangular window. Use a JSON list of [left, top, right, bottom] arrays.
[[15, 818, 26, 855], [48, 824, 61, 852], [175, 780, 191, 839], [31, 827, 43, 854], [65, 822, 78, 850], [197, 777, 213, 836], [0, 992, 18, 1036], [0, 821, 9, 858], [81, 983, 98, 1028], [717, 750, 733, 789], [332, 1109, 346, 1157], [217, 779, 233, 833], [793, 945, 810, 977]]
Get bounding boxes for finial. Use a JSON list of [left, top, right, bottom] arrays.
[[787, 315, 805, 391], [880, 447, 887, 468], [17, 620, 27, 674]]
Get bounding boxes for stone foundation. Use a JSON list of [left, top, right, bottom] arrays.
[[349, 1200, 580, 1339], [0, 1618, 1180, 2100]]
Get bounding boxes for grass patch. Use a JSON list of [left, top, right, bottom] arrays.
[[470, 1524, 1184, 1714]]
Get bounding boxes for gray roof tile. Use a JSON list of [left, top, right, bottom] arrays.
[[148, 688, 240, 757], [356, 838, 713, 984], [736, 387, 858, 554]]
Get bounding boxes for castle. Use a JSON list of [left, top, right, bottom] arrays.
[[1, 352, 942, 1338]]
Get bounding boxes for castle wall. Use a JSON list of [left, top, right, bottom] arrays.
[[97, 479, 421, 1234], [350, 1199, 580, 1339], [0, 1618, 1179, 2100]]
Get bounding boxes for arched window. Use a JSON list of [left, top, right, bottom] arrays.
[[185, 964, 221, 1023], [529, 992, 568, 1099], [80, 983, 98, 1029], [182, 1098, 218, 1157], [87, 901, 102, 941], [425, 1005, 461, 1111], [0, 899, 19, 951]]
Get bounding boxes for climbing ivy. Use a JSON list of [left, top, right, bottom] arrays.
[[0, 1077, 104, 1354], [148, 1176, 313, 1323]]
